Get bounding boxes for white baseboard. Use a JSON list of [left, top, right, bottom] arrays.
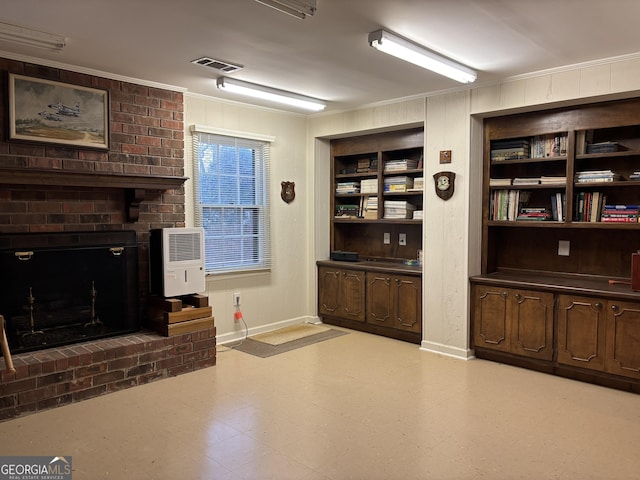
[[216, 315, 317, 345], [420, 340, 475, 360]]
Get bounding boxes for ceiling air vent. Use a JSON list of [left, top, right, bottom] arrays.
[[191, 57, 244, 73]]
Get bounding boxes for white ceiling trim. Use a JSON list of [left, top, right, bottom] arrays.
[[0, 49, 188, 93]]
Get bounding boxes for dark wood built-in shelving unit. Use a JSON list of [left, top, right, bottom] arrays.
[[318, 127, 424, 343], [471, 98, 640, 392]]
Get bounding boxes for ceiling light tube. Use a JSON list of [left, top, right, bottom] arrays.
[[254, 0, 316, 19], [0, 21, 66, 51], [368, 29, 476, 84], [216, 77, 326, 111]]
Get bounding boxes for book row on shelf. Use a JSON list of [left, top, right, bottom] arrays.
[[335, 197, 422, 220], [490, 169, 640, 187], [383, 158, 420, 172], [338, 157, 378, 175], [490, 176, 566, 186], [490, 133, 568, 161], [490, 189, 640, 223], [337, 176, 425, 194]]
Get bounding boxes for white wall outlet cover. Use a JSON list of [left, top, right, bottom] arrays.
[[558, 240, 570, 256]]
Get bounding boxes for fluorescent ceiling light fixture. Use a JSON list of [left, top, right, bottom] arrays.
[[254, 0, 316, 19], [0, 21, 66, 51], [217, 77, 326, 111], [368, 29, 476, 84]]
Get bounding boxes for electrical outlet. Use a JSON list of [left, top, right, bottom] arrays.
[[233, 291, 241, 307], [558, 240, 570, 256], [383, 232, 390, 244], [399, 233, 406, 246]]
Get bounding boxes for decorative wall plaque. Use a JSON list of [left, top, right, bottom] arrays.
[[281, 181, 295, 203]]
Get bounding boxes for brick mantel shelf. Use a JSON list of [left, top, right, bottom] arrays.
[[0, 168, 188, 222]]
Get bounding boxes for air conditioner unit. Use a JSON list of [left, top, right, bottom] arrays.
[[149, 227, 206, 297]]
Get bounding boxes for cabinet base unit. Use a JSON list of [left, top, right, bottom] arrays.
[[318, 260, 421, 344], [471, 273, 640, 393]]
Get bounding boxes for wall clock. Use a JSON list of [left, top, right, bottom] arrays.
[[433, 171, 455, 200]]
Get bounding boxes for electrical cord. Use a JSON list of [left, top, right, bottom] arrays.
[[216, 305, 249, 353]]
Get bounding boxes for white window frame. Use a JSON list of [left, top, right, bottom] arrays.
[[190, 125, 274, 275]]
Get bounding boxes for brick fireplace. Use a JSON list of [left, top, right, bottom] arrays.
[[0, 59, 216, 421]]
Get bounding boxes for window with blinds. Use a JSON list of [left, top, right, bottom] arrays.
[[192, 127, 272, 275]]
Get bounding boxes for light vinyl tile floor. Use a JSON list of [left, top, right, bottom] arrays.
[[1, 327, 639, 480]]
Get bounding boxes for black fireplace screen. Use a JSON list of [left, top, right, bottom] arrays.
[[0, 231, 139, 354]]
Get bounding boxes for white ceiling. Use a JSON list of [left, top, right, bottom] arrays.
[[3, 0, 640, 113]]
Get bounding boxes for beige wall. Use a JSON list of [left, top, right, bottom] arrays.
[[184, 94, 313, 343]]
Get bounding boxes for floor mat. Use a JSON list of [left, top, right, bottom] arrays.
[[232, 328, 348, 358]]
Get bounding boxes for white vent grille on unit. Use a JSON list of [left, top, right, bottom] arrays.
[[168, 232, 202, 263], [191, 57, 244, 73]]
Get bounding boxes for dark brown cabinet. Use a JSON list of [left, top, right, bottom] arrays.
[[605, 300, 640, 379], [318, 261, 421, 343], [367, 272, 421, 334], [556, 294, 607, 371], [473, 285, 553, 360], [318, 266, 365, 323]]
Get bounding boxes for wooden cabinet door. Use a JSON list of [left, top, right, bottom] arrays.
[[473, 285, 510, 352], [557, 295, 606, 371], [393, 275, 421, 333], [339, 269, 366, 322], [318, 267, 341, 317], [605, 300, 640, 379], [366, 273, 393, 327], [510, 289, 554, 361]]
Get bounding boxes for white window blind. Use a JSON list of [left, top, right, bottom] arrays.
[[192, 128, 271, 275]]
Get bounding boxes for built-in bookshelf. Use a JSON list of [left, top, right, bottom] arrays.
[[472, 98, 640, 392], [330, 128, 424, 261]]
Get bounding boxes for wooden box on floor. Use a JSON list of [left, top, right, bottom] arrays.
[[148, 294, 214, 336]]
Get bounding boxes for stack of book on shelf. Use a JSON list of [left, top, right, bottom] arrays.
[[586, 141, 619, 154], [357, 157, 378, 173], [575, 191, 605, 222], [383, 200, 416, 219], [574, 170, 621, 183], [335, 204, 360, 218], [489, 178, 512, 187], [630, 171, 640, 180], [531, 134, 568, 158], [540, 176, 567, 185], [384, 159, 418, 172], [490, 139, 530, 161], [601, 204, 639, 223], [384, 176, 414, 192], [550, 192, 567, 221], [336, 181, 360, 194], [517, 207, 551, 221], [408, 177, 424, 191], [512, 177, 541, 185], [360, 178, 378, 194], [363, 196, 378, 219], [490, 190, 531, 221], [412, 210, 423, 220]]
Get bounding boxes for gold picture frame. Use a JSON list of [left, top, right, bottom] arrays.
[[8, 73, 109, 149]]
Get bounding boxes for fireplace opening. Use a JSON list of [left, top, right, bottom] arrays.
[[0, 231, 139, 354]]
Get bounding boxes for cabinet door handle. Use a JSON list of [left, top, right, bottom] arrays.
[[395, 278, 401, 285], [501, 292, 508, 298], [594, 302, 603, 310], [611, 304, 619, 312], [514, 293, 522, 300]]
